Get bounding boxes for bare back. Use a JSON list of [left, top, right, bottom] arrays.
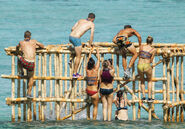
[[70, 19, 94, 38], [138, 45, 156, 64], [113, 28, 141, 45], [19, 40, 44, 61]]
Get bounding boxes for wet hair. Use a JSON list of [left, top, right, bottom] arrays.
[[117, 90, 123, 98], [87, 57, 95, 70], [24, 31, 31, 39], [124, 25, 132, 29], [88, 13, 95, 19], [102, 60, 109, 68], [146, 36, 153, 44], [108, 59, 112, 65]]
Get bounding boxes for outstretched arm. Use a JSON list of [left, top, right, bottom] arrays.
[[134, 30, 142, 46], [36, 41, 44, 48], [150, 48, 157, 63], [71, 21, 79, 32], [95, 48, 100, 71], [89, 23, 95, 46]]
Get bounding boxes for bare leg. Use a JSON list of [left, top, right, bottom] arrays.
[[127, 45, 138, 68], [17, 58, 24, 76], [122, 51, 127, 71], [107, 93, 113, 121], [138, 69, 145, 98], [101, 95, 107, 121], [27, 71, 34, 96], [73, 46, 82, 74], [91, 93, 99, 120], [146, 67, 152, 98]]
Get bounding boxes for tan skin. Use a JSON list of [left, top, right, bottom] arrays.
[[86, 48, 100, 120], [113, 94, 131, 120], [112, 28, 142, 70], [100, 61, 115, 121], [137, 43, 156, 99], [16, 37, 44, 96], [70, 17, 95, 75]]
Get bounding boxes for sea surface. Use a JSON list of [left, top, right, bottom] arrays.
[[0, 0, 185, 128]]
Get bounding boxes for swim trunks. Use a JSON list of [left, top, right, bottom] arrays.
[[18, 56, 35, 71], [116, 36, 132, 48], [69, 36, 81, 47], [137, 63, 151, 73]]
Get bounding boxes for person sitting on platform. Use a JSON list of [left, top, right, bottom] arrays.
[[86, 48, 100, 120], [69, 13, 95, 78], [112, 25, 141, 79], [16, 31, 44, 98], [113, 90, 131, 121], [137, 36, 156, 102], [100, 59, 115, 121]]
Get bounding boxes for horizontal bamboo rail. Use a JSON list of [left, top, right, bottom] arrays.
[[2, 42, 185, 122]]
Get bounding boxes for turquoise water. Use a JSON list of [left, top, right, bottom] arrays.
[[1, 0, 185, 128]]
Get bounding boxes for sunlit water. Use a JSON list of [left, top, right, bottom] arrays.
[[0, 0, 185, 128]]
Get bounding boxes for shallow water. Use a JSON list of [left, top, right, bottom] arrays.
[[0, 0, 185, 128]]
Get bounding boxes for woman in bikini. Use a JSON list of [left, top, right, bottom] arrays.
[[86, 48, 100, 120], [113, 90, 131, 120], [100, 59, 115, 121], [137, 36, 156, 101]]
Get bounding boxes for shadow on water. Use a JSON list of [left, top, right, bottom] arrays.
[[1, 119, 185, 129]]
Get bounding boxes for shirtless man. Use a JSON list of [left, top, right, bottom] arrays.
[[16, 31, 44, 98], [69, 13, 95, 78], [112, 25, 142, 79]]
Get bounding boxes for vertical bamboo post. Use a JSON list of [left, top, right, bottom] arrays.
[[176, 56, 180, 122], [116, 54, 119, 89], [59, 53, 63, 102], [23, 69, 27, 121], [55, 54, 60, 120], [167, 58, 171, 122], [152, 57, 155, 113], [64, 54, 68, 114], [38, 53, 42, 120], [33, 56, 37, 120], [41, 53, 45, 121], [180, 56, 184, 122], [17, 59, 21, 122], [132, 63, 136, 121], [171, 57, 175, 122], [137, 81, 141, 119], [11, 55, 15, 122], [83, 54, 87, 107], [163, 60, 167, 122], [49, 54, 53, 115]]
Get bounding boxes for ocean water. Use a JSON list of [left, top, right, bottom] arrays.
[[0, 0, 185, 128]]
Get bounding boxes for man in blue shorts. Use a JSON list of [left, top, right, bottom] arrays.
[[69, 13, 95, 78]]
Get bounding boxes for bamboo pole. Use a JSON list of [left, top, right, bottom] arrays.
[[38, 53, 42, 120], [137, 81, 141, 119], [180, 56, 184, 122], [83, 54, 87, 107], [17, 59, 21, 122], [176, 56, 180, 122], [49, 54, 53, 115], [163, 60, 167, 122], [151, 57, 155, 117], [41, 54, 45, 121], [23, 69, 27, 121], [11, 56, 15, 122], [167, 59, 171, 122], [33, 57, 37, 121], [56, 54, 60, 120], [171, 57, 175, 122], [132, 63, 136, 121], [64, 54, 68, 114]]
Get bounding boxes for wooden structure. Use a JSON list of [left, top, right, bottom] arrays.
[[1, 42, 185, 122]]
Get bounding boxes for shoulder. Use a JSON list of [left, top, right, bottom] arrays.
[[19, 40, 24, 44]]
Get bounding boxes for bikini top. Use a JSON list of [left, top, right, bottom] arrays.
[[139, 48, 154, 59], [86, 76, 98, 86], [117, 98, 128, 111], [101, 68, 113, 83]]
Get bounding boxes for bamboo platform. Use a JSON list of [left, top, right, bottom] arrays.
[[1, 42, 185, 122]]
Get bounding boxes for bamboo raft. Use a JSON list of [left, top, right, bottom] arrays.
[[1, 42, 185, 122]]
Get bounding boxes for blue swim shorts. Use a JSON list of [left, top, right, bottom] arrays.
[[69, 36, 81, 47]]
